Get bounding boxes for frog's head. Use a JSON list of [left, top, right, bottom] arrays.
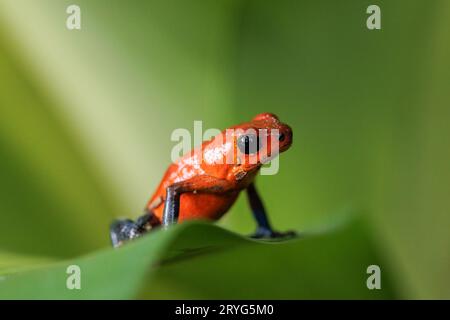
[[231, 113, 293, 170]]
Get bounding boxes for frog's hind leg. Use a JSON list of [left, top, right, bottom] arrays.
[[110, 219, 140, 248], [110, 211, 155, 248]]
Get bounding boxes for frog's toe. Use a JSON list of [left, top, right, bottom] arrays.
[[250, 228, 297, 240], [250, 227, 273, 239], [110, 219, 141, 248]]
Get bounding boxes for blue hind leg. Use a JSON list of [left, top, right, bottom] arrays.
[[110, 212, 153, 248]]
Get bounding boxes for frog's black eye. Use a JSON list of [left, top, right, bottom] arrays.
[[279, 133, 285, 142], [237, 134, 260, 155]]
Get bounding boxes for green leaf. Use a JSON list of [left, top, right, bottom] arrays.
[[0, 251, 55, 275], [0, 217, 398, 299]]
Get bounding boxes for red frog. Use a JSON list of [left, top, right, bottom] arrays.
[[110, 113, 294, 247]]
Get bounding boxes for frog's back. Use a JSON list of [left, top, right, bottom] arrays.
[[146, 168, 240, 224], [146, 140, 241, 224]]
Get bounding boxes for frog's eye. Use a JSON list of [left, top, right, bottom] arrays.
[[237, 134, 260, 155]]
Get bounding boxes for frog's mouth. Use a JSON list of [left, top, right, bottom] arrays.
[[236, 149, 280, 167], [239, 163, 262, 177]]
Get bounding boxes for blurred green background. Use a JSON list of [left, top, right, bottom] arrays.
[[0, 0, 449, 299]]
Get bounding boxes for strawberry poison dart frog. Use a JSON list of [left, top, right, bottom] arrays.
[[110, 113, 294, 247]]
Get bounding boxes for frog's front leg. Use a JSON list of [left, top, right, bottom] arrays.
[[246, 183, 296, 239], [162, 175, 234, 227]]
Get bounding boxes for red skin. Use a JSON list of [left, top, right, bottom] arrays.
[[146, 113, 293, 225]]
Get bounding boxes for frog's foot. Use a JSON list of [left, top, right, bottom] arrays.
[[110, 214, 152, 248], [250, 227, 297, 240]]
